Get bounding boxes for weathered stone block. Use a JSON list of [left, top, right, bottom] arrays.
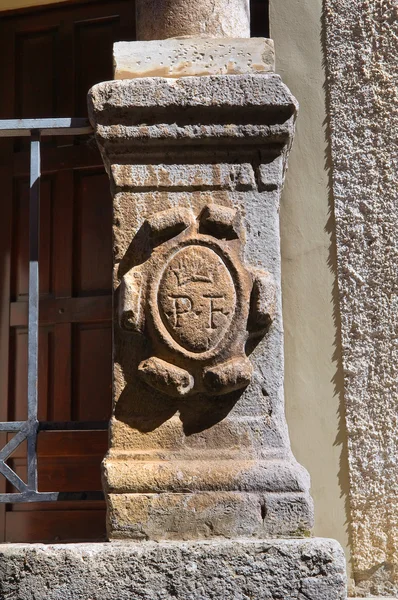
[[114, 38, 275, 79], [0, 539, 347, 600]]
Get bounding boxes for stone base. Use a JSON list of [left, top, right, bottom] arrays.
[[107, 491, 313, 541], [0, 538, 346, 600], [114, 38, 275, 79]]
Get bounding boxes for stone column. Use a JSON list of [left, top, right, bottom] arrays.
[[135, 0, 250, 40], [86, 2, 347, 597]]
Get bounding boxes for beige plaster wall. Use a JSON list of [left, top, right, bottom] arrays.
[[270, 0, 352, 583]]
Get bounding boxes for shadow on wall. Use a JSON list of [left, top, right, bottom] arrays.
[[321, 0, 355, 587]]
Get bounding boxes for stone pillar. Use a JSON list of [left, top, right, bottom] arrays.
[[136, 0, 250, 40], [89, 69, 316, 543], [86, 3, 347, 598]]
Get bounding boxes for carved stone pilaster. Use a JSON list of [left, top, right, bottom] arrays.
[[88, 74, 314, 541]]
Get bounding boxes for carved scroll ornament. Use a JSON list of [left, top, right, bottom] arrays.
[[119, 204, 276, 397]]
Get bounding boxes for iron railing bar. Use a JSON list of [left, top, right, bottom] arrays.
[[0, 421, 109, 432], [0, 462, 29, 493], [0, 430, 27, 462], [0, 422, 27, 432], [0, 118, 108, 505], [0, 492, 59, 503], [38, 421, 109, 431], [27, 425, 39, 493], [28, 132, 40, 424], [27, 132, 41, 493], [0, 491, 104, 503], [0, 118, 93, 137]]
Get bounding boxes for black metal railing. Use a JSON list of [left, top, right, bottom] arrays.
[[0, 119, 109, 503]]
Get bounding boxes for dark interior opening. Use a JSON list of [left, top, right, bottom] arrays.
[[250, 0, 269, 38]]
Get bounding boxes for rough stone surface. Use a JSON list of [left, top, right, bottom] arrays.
[[324, 0, 398, 595], [0, 539, 346, 600], [114, 38, 274, 79], [88, 74, 313, 540], [135, 0, 250, 41], [112, 163, 257, 190], [89, 74, 298, 146]]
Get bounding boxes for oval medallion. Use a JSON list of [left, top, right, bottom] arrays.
[[158, 245, 236, 353]]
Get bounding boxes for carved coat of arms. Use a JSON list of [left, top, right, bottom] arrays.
[[119, 204, 276, 397]]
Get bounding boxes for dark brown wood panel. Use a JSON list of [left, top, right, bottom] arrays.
[[15, 28, 58, 119], [75, 17, 120, 116], [10, 295, 113, 327], [37, 430, 108, 456], [72, 323, 112, 422], [7, 430, 108, 458], [12, 176, 55, 299], [5, 509, 106, 543], [8, 328, 28, 422], [0, 0, 135, 543], [74, 170, 113, 296], [9, 455, 103, 492]]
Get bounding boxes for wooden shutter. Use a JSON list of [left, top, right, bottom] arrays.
[[0, 0, 135, 543]]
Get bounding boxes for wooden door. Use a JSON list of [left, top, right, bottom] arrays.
[[0, 0, 135, 543], [0, 0, 268, 543]]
